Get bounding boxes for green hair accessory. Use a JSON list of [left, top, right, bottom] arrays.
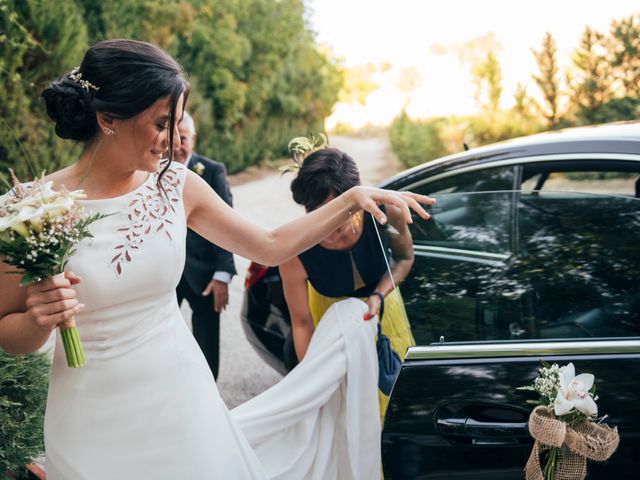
[[280, 133, 329, 174]]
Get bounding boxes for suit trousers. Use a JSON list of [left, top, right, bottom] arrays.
[[176, 276, 220, 379]]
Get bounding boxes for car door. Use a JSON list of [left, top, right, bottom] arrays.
[[382, 162, 640, 479]]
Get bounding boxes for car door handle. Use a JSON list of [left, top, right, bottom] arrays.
[[465, 417, 529, 435], [464, 417, 530, 445], [437, 416, 529, 437], [435, 403, 532, 446]]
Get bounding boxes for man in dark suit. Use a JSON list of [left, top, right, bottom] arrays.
[[174, 111, 236, 379]]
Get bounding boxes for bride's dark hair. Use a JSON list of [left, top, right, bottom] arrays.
[[42, 39, 189, 181]]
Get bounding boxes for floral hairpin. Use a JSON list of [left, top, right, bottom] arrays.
[[69, 66, 100, 92], [280, 133, 329, 175]]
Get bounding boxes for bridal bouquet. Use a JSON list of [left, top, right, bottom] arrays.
[[0, 170, 106, 368], [518, 362, 619, 480]]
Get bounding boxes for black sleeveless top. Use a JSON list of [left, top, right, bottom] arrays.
[[298, 212, 391, 298]]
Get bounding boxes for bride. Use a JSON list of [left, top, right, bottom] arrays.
[[0, 39, 434, 479]]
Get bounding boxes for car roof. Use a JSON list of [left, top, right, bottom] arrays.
[[380, 121, 640, 189]]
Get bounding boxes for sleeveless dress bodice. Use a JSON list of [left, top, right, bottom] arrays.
[[64, 166, 186, 360]]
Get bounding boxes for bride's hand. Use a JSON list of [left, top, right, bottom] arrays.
[[345, 186, 435, 225], [24, 272, 84, 331]]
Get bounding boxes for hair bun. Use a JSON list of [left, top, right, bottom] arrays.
[[41, 77, 97, 141]]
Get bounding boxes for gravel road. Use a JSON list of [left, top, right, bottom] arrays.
[[181, 134, 403, 408]]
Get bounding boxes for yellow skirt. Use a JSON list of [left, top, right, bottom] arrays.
[[307, 283, 415, 423]]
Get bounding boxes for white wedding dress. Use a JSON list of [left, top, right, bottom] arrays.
[[44, 162, 381, 479]]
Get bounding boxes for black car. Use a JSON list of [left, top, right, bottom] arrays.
[[241, 122, 640, 478]]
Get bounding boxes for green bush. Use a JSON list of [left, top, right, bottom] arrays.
[[464, 110, 544, 147], [389, 111, 447, 168], [0, 350, 50, 478]]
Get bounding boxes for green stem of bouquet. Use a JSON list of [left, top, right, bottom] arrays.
[[59, 321, 86, 368], [543, 446, 558, 480], [52, 260, 86, 368]]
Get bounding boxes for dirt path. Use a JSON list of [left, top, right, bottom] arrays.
[[182, 134, 404, 408]]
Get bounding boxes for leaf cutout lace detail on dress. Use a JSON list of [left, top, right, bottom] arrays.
[[110, 164, 181, 276]]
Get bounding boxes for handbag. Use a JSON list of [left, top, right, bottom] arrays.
[[375, 299, 402, 396]]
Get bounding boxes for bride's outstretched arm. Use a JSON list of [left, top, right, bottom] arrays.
[[183, 170, 434, 267]]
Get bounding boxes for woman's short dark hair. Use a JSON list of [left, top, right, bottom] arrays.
[[290, 148, 361, 211], [42, 39, 189, 159]]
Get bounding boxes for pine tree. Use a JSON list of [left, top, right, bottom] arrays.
[[532, 32, 561, 127], [472, 51, 503, 116], [608, 14, 640, 98], [568, 26, 613, 124]]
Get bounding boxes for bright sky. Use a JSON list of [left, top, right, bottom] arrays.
[[308, 0, 639, 127]]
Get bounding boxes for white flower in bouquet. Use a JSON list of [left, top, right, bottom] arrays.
[[554, 362, 598, 416], [533, 362, 562, 402], [0, 206, 43, 237]]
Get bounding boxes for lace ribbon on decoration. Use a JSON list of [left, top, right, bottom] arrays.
[[111, 165, 181, 276]]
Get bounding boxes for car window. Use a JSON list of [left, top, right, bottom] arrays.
[[408, 166, 515, 253], [416, 166, 515, 195], [401, 192, 640, 346], [514, 191, 639, 339], [521, 160, 640, 196]]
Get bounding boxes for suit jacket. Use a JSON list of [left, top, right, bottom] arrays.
[[181, 152, 237, 294]]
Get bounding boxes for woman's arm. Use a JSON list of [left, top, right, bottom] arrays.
[[0, 262, 84, 354], [279, 257, 315, 361], [183, 170, 433, 266], [364, 204, 415, 319]]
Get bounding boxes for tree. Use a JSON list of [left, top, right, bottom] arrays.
[[472, 51, 503, 115], [175, 0, 341, 171], [0, 0, 341, 178], [608, 14, 640, 98], [513, 83, 533, 118], [532, 32, 561, 127], [394, 66, 422, 106], [511, 82, 544, 134], [81, 0, 192, 49], [339, 63, 385, 105], [456, 32, 502, 66], [451, 33, 504, 116], [568, 26, 613, 124], [0, 0, 89, 179]]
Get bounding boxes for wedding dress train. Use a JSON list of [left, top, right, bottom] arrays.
[[44, 162, 380, 479], [232, 298, 380, 479]]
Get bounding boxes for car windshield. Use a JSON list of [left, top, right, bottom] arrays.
[[402, 190, 640, 345]]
